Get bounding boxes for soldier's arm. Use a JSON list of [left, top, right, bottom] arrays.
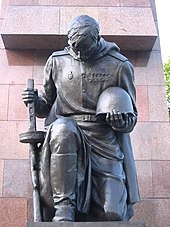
[[110, 60, 137, 133], [35, 56, 57, 118]]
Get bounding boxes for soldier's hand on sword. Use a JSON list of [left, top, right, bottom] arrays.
[[22, 88, 38, 106]]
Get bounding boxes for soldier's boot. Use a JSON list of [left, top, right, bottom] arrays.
[[52, 201, 75, 222], [50, 153, 77, 222]]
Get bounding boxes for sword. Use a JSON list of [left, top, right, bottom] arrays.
[[19, 79, 45, 222]]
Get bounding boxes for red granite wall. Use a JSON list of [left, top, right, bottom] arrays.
[[0, 0, 170, 226]]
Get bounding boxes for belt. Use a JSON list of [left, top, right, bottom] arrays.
[[68, 114, 97, 122]]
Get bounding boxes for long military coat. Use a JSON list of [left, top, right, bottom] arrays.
[[36, 38, 140, 212]]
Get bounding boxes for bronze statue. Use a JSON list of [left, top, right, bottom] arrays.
[[22, 15, 140, 222]]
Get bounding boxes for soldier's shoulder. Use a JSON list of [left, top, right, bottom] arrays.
[[51, 49, 69, 57], [108, 50, 128, 62]]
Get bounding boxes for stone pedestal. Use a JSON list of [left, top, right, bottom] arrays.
[[27, 222, 145, 227]]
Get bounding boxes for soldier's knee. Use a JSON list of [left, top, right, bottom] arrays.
[[48, 117, 80, 154], [50, 117, 77, 137]]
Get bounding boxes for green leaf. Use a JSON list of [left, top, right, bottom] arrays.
[[164, 57, 170, 118]]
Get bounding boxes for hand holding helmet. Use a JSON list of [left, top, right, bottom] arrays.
[[106, 109, 129, 128], [96, 87, 134, 130]]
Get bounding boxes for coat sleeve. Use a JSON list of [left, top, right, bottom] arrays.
[[35, 56, 57, 118], [114, 60, 137, 133]]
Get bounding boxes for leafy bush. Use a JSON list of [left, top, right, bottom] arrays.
[[164, 57, 170, 117]]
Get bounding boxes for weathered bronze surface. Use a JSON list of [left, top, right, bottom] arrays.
[[21, 15, 140, 222]]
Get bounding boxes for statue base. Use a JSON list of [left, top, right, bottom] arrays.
[[27, 222, 145, 227]]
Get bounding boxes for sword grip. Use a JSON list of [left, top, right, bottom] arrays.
[[27, 79, 34, 90], [27, 79, 36, 132]]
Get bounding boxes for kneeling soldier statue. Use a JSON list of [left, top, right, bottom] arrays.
[[22, 15, 140, 222]]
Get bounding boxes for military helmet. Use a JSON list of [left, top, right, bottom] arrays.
[[96, 87, 134, 117]]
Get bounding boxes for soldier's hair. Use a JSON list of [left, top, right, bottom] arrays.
[[67, 15, 100, 42]]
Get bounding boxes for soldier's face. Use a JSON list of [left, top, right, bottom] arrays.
[[69, 35, 98, 61]]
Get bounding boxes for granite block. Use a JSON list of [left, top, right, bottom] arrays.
[[33, 50, 53, 84], [9, 0, 39, 5], [40, 0, 120, 6], [131, 122, 170, 160], [121, 50, 137, 66], [59, 7, 100, 35], [106, 36, 157, 51], [0, 0, 9, 19], [1, 6, 157, 50], [2, 6, 60, 34], [28, 198, 34, 222], [5, 49, 33, 65], [135, 161, 153, 198], [60, 7, 157, 37], [0, 85, 9, 120], [0, 121, 29, 159], [0, 20, 5, 48], [2, 34, 68, 50], [152, 161, 170, 197], [150, 36, 161, 51], [8, 0, 120, 6], [0, 49, 33, 85], [148, 85, 169, 121], [117, 7, 155, 36], [3, 159, 32, 197], [131, 123, 151, 160], [8, 84, 28, 120], [136, 86, 149, 122], [0, 198, 27, 227], [120, 0, 150, 7], [0, 160, 4, 196], [148, 123, 170, 160], [132, 199, 170, 227], [134, 51, 165, 86]]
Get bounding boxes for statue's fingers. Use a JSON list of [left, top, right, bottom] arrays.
[[106, 112, 110, 123], [112, 109, 118, 123], [110, 110, 114, 122], [117, 112, 123, 120], [117, 112, 125, 126], [124, 113, 129, 128]]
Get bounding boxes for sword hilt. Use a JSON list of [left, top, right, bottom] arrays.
[[27, 79, 36, 132], [19, 79, 45, 144]]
